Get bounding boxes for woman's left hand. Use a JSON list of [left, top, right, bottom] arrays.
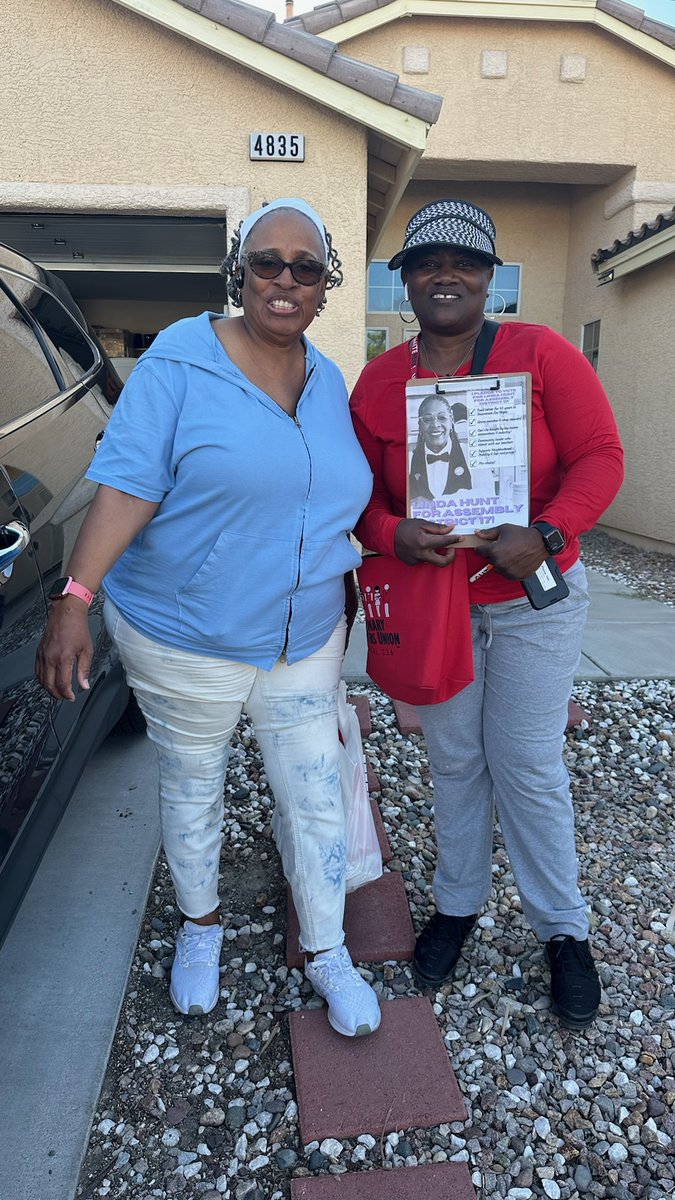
[[473, 524, 548, 580]]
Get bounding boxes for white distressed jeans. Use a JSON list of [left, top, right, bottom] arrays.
[[104, 600, 347, 951]]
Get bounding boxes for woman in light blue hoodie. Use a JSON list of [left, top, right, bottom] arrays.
[[36, 199, 380, 1038]]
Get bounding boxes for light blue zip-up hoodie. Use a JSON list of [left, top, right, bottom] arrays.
[[87, 312, 373, 667]]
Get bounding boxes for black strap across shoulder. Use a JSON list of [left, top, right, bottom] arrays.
[[470, 318, 500, 375]]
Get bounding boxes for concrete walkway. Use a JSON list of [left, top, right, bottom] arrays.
[[0, 567, 673, 1200]]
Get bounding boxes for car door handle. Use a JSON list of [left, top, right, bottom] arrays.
[[0, 520, 31, 579]]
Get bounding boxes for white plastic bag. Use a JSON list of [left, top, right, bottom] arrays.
[[337, 681, 383, 893]]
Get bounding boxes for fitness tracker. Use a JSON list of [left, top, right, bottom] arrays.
[[48, 577, 94, 607], [530, 521, 565, 555]]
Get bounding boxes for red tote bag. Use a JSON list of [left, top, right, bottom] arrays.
[[356, 553, 474, 706]]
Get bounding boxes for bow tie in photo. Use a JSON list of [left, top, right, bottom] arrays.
[[427, 452, 452, 464]]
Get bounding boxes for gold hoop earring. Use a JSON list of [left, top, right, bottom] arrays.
[[398, 286, 416, 325]]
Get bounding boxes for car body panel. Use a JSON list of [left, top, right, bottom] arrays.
[[0, 243, 129, 942]]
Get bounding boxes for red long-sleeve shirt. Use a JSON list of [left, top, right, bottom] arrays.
[[350, 322, 624, 603]]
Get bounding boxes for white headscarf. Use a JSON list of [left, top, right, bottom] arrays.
[[237, 198, 328, 264]]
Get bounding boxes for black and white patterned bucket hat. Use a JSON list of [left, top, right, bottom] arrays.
[[388, 199, 503, 270]]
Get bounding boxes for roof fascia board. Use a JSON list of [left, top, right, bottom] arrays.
[[596, 224, 675, 282], [322, 0, 675, 67], [367, 144, 422, 260], [594, 11, 675, 68], [110, 0, 429, 149], [322, 0, 597, 44]]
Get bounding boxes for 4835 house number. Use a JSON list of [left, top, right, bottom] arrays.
[[249, 133, 305, 161]]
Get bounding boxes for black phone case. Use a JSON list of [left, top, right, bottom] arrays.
[[521, 557, 570, 609]]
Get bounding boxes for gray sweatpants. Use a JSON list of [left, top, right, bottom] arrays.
[[417, 560, 590, 942]]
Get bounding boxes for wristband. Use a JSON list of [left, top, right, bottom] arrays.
[[49, 576, 95, 607]]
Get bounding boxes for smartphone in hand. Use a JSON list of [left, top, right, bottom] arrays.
[[521, 557, 570, 609]]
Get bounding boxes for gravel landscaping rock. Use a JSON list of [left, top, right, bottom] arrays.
[[77, 535, 674, 1199]]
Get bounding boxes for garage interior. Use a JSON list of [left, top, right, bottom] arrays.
[[0, 213, 228, 379]]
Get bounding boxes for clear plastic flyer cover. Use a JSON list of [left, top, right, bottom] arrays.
[[405, 372, 531, 546]]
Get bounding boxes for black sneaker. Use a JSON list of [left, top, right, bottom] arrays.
[[546, 936, 601, 1029], [413, 912, 477, 987]]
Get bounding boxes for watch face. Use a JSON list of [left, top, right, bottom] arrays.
[[547, 529, 565, 553], [534, 524, 564, 553], [49, 577, 70, 598]]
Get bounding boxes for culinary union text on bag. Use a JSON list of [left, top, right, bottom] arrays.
[[336, 681, 382, 893], [357, 554, 474, 706]]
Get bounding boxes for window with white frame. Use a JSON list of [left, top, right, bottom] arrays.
[[367, 260, 521, 314], [486, 264, 521, 315], [365, 328, 389, 361], [367, 262, 406, 312], [582, 320, 601, 371]]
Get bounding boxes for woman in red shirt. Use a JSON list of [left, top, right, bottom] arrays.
[[351, 198, 624, 1029]]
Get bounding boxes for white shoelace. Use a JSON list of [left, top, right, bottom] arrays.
[[177, 924, 222, 967], [309, 947, 360, 992]]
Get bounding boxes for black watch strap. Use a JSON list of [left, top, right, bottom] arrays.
[[531, 521, 565, 554]]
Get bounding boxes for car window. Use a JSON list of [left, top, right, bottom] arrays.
[[0, 268, 98, 431]]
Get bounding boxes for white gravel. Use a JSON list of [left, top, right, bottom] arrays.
[[77, 535, 675, 1200]]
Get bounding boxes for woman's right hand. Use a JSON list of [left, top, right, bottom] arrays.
[[36, 601, 94, 702], [394, 518, 459, 566]]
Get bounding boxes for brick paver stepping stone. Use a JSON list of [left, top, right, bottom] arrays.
[[369, 796, 392, 863], [286, 872, 415, 970], [366, 758, 381, 792], [289, 996, 467, 1143], [291, 1162, 476, 1199], [348, 693, 372, 737], [568, 699, 592, 727], [392, 699, 422, 736]]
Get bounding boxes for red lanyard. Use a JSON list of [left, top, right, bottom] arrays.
[[409, 334, 421, 380]]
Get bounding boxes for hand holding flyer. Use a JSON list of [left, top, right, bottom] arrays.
[[405, 372, 531, 545]]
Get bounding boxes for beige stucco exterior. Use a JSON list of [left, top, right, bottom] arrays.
[[2, 0, 674, 545], [564, 187, 675, 545], [343, 17, 675, 186], [0, 0, 371, 385], [340, 8, 675, 547]]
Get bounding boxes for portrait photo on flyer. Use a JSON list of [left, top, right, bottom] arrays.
[[405, 371, 532, 545]]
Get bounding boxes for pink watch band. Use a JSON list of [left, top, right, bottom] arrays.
[[62, 577, 94, 607]]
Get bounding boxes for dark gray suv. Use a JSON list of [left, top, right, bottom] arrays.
[[0, 242, 131, 941]]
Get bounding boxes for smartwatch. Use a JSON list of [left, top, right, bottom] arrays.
[[49, 576, 94, 607], [531, 521, 565, 555]]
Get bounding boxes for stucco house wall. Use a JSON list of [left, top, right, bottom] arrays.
[[562, 189, 675, 547], [342, 10, 675, 549], [342, 17, 675, 186], [0, 0, 369, 385]]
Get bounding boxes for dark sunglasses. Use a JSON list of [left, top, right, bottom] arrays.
[[245, 251, 326, 286]]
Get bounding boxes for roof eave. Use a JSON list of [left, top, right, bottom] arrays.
[[594, 223, 675, 283], [110, 0, 433, 150], [367, 144, 423, 260], [311, 0, 675, 69]]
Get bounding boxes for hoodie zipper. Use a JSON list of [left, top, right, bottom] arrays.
[[281, 367, 314, 658]]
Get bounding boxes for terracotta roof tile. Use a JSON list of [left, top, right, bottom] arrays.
[[640, 15, 675, 48], [596, 0, 644, 30], [327, 51, 398, 102], [287, 0, 377, 34], [173, 0, 441, 124], [262, 21, 337, 71], [200, 0, 274, 42], [598, 0, 675, 47], [592, 205, 675, 266]]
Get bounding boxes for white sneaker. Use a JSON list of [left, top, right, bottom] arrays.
[[305, 945, 381, 1037], [169, 921, 224, 1016]]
